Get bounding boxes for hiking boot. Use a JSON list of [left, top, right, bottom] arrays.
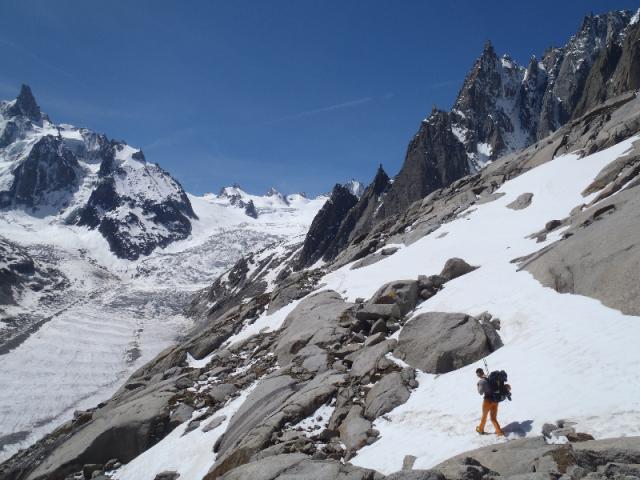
[[476, 426, 485, 435], [496, 430, 505, 437]]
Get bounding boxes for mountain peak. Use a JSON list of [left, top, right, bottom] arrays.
[[10, 84, 41, 120], [482, 39, 496, 58], [343, 179, 365, 199]]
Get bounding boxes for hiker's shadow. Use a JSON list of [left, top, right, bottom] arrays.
[[502, 420, 534, 438]]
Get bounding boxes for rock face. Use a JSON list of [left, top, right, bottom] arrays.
[[296, 184, 358, 268], [377, 109, 470, 220], [321, 166, 392, 262], [0, 237, 67, 308], [524, 166, 640, 316], [433, 436, 640, 480], [394, 312, 502, 374], [0, 86, 197, 260], [0, 136, 80, 210]]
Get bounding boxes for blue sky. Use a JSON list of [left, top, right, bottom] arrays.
[[1, 1, 638, 196]]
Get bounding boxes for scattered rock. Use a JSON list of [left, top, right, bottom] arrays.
[[395, 312, 502, 374], [83, 464, 103, 480], [208, 384, 238, 404], [338, 405, 372, 452], [364, 332, 386, 347], [403, 455, 418, 471], [439, 258, 478, 281], [506, 192, 534, 210], [169, 404, 194, 428], [154, 471, 180, 480], [544, 219, 562, 232], [385, 471, 445, 480], [355, 303, 401, 321], [364, 372, 410, 420], [369, 280, 419, 316]]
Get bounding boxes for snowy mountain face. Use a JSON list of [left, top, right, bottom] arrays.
[[0, 85, 196, 261]]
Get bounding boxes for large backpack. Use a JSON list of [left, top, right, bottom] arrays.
[[487, 370, 511, 402]]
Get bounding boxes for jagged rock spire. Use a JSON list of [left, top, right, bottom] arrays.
[[11, 84, 41, 120]]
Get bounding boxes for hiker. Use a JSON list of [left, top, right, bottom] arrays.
[[475, 367, 505, 436]]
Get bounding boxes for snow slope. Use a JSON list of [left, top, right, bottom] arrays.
[[326, 137, 640, 472], [109, 136, 640, 478]]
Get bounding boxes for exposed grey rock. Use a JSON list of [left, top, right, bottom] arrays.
[[296, 184, 358, 269], [364, 332, 386, 347], [524, 182, 640, 316], [202, 415, 227, 433], [507, 193, 534, 210], [395, 312, 501, 374], [338, 405, 371, 452], [19, 378, 177, 480], [321, 165, 393, 263], [439, 258, 478, 282], [169, 404, 194, 428], [219, 453, 309, 480], [385, 471, 445, 480], [370, 319, 388, 335], [368, 280, 419, 316], [268, 269, 325, 314], [403, 455, 417, 471], [434, 437, 557, 478], [355, 304, 401, 322], [364, 372, 410, 420], [275, 291, 352, 367], [348, 339, 397, 379], [153, 472, 179, 480], [208, 384, 238, 404]]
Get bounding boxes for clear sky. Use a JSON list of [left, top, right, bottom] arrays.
[[1, 1, 638, 196]]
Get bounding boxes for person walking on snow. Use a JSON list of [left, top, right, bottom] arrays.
[[476, 368, 504, 436]]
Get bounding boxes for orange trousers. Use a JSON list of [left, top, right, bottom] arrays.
[[478, 399, 504, 435]]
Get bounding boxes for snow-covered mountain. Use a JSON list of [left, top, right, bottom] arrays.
[[0, 85, 198, 261]]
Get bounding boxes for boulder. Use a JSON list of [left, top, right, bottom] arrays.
[[506, 193, 534, 210], [364, 332, 386, 347], [338, 405, 372, 452], [154, 472, 180, 480], [385, 471, 445, 480], [355, 303, 401, 321], [369, 280, 419, 316], [439, 258, 478, 282], [274, 291, 352, 367], [434, 437, 557, 478], [219, 453, 309, 480], [370, 318, 388, 335], [169, 404, 194, 428], [364, 372, 410, 420], [202, 415, 227, 433], [23, 379, 176, 480], [348, 339, 397, 378], [395, 312, 501, 374], [208, 384, 238, 404]]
